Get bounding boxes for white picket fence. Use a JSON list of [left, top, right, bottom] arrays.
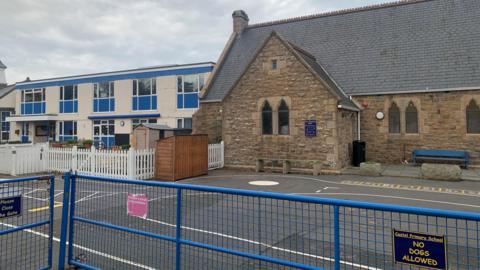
[[47, 146, 155, 179], [0, 143, 48, 175], [208, 141, 224, 170], [0, 142, 224, 178]]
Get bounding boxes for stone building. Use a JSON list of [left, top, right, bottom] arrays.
[[194, 0, 480, 171]]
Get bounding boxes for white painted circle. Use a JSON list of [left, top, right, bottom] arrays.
[[248, 181, 279, 186]]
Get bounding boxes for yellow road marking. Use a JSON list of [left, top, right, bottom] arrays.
[[28, 202, 63, 212], [341, 180, 480, 196]]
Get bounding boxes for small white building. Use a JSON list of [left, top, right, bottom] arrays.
[[6, 62, 214, 147], [0, 60, 16, 143]]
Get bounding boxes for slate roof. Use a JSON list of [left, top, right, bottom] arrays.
[[203, 0, 480, 101], [0, 84, 15, 99]]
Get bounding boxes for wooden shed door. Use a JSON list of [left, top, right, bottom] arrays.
[[137, 129, 147, 150]]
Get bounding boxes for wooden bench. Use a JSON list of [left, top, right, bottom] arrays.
[[412, 149, 469, 168]]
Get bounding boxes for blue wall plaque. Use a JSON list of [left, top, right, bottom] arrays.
[[305, 120, 316, 137]]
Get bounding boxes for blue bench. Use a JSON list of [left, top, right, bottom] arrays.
[[412, 149, 469, 168]]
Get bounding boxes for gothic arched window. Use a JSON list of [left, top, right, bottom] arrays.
[[405, 102, 418, 134], [278, 100, 289, 135], [262, 101, 272, 135], [389, 102, 400, 134]]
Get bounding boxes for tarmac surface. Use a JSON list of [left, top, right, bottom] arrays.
[[1, 170, 479, 269]]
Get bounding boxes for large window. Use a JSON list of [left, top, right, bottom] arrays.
[[132, 78, 157, 111], [177, 74, 205, 109], [389, 102, 400, 134], [94, 82, 115, 112], [60, 85, 78, 113], [21, 88, 45, 115], [132, 118, 157, 128], [262, 101, 273, 135], [93, 120, 115, 148], [278, 100, 289, 135], [1, 111, 11, 141], [177, 118, 192, 129], [405, 102, 418, 134], [58, 121, 77, 142], [467, 99, 480, 134]]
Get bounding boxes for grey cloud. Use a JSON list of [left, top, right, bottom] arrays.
[[0, 0, 385, 83]]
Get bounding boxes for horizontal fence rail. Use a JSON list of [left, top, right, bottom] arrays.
[[0, 175, 54, 270], [61, 174, 480, 270]]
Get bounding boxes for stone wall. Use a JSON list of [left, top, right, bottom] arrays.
[[216, 34, 353, 170], [355, 91, 480, 166], [192, 102, 223, 143]]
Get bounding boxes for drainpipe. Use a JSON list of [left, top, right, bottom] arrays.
[[357, 111, 361, 141]]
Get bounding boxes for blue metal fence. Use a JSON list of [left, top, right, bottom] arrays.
[[59, 173, 480, 270], [0, 175, 55, 270]]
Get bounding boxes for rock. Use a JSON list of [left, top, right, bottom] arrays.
[[421, 163, 461, 181], [359, 162, 382, 176]]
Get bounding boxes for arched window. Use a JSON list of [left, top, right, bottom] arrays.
[[389, 102, 400, 134], [278, 100, 289, 135], [467, 99, 480, 134], [405, 102, 418, 134], [262, 101, 272, 135]]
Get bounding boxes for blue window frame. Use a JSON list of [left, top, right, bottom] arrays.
[[132, 78, 157, 111], [1, 111, 11, 141], [21, 88, 46, 115], [93, 82, 115, 112], [177, 74, 204, 109], [93, 120, 115, 148], [58, 121, 78, 142], [60, 85, 78, 113]]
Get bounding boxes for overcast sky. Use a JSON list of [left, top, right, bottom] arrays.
[[0, 0, 386, 84]]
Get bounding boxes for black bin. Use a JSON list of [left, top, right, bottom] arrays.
[[352, 140, 366, 167]]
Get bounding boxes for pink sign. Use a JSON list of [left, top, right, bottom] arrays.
[[127, 194, 148, 219]]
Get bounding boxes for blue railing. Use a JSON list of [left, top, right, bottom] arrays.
[[59, 173, 480, 270], [0, 175, 55, 270]]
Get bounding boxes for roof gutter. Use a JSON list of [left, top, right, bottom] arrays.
[[350, 86, 480, 96], [337, 104, 360, 112]]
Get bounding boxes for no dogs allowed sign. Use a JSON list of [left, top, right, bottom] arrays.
[[393, 229, 447, 269]]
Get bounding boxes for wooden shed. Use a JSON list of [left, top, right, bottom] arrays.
[[131, 124, 192, 150], [155, 135, 208, 181]]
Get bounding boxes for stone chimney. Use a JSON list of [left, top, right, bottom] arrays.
[[0, 60, 6, 86], [232, 10, 249, 35]]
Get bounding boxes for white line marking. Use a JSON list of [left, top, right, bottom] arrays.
[[54, 192, 64, 198], [143, 217, 381, 270], [76, 192, 99, 203], [0, 222, 155, 270], [24, 195, 49, 202], [292, 193, 480, 208]]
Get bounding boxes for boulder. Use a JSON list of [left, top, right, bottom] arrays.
[[359, 162, 382, 176], [421, 163, 461, 181]]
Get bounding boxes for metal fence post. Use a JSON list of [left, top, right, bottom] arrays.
[[175, 188, 183, 270], [58, 172, 71, 270], [48, 174, 55, 268], [68, 172, 77, 263], [334, 205, 340, 270]]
